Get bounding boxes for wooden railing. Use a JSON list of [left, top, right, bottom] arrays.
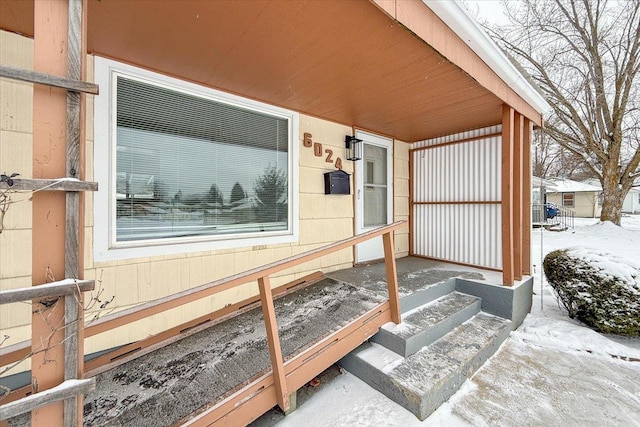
[[0, 279, 96, 422], [1, 221, 406, 423]]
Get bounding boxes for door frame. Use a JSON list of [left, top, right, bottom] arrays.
[[354, 130, 393, 263]]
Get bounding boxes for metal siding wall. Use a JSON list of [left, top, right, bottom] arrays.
[[411, 126, 502, 269]]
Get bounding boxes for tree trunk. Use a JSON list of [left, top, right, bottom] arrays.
[[600, 173, 625, 225]]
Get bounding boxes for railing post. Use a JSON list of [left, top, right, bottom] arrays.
[[382, 231, 401, 324], [257, 276, 289, 412]]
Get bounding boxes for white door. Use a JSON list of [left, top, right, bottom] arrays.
[[355, 131, 393, 263]]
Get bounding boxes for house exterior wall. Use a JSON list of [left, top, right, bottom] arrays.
[[547, 192, 601, 218], [622, 190, 640, 214], [0, 31, 410, 361], [0, 30, 34, 362], [394, 140, 410, 256]]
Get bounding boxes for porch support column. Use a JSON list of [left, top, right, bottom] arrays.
[[32, 1, 68, 425], [522, 119, 533, 275], [513, 113, 524, 281], [501, 105, 515, 286]]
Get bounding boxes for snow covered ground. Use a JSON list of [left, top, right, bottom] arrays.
[[267, 215, 640, 426]]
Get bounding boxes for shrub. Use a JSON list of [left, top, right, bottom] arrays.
[[543, 248, 640, 336]]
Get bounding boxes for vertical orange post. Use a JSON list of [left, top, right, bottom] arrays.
[[383, 231, 401, 323], [513, 113, 524, 281], [408, 150, 414, 257], [501, 105, 515, 286], [32, 1, 68, 426], [522, 119, 533, 275], [257, 276, 290, 412]]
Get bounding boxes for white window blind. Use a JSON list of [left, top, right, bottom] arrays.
[[114, 75, 290, 243]]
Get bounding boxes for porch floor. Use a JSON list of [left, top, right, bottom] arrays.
[[9, 257, 502, 426], [81, 277, 385, 426], [326, 257, 496, 298]]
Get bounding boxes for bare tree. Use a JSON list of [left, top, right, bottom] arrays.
[[534, 124, 596, 180], [490, 0, 640, 224]]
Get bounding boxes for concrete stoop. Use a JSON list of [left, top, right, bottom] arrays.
[[372, 292, 481, 357], [340, 285, 512, 421]]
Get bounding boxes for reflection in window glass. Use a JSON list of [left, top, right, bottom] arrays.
[[363, 144, 387, 227], [115, 76, 289, 242]]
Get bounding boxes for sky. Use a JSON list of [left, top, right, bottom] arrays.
[[463, 0, 510, 25]]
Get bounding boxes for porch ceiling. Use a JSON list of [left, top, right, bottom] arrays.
[[1, 0, 506, 142]]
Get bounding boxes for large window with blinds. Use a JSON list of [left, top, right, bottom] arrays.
[[94, 58, 298, 259]]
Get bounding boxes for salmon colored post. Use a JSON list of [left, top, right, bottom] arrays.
[[257, 276, 289, 412], [31, 0, 69, 426], [513, 113, 524, 281], [522, 119, 533, 275], [501, 105, 515, 286], [383, 231, 401, 323]]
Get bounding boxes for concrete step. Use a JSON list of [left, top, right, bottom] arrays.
[[340, 312, 512, 421], [372, 292, 481, 357], [398, 276, 456, 313]]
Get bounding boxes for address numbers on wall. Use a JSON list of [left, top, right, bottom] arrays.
[[303, 132, 343, 170]]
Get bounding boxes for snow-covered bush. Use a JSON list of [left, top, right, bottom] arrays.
[[543, 248, 640, 336]]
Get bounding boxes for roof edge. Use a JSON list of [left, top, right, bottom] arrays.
[[423, 0, 551, 115]]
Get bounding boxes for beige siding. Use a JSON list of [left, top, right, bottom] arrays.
[[547, 192, 600, 218], [394, 140, 410, 257], [0, 32, 411, 360], [0, 30, 34, 363]]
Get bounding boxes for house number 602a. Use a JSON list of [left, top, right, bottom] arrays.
[[303, 133, 343, 170]]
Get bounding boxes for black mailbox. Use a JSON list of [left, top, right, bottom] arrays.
[[324, 170, 351, 195]]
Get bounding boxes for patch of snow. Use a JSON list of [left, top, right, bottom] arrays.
[[513, 315, 640, 361], [380, 320, 417, 335], [274, 371, 427, 427], [356, 342, 403, 373], [565, 247, 640, 287]]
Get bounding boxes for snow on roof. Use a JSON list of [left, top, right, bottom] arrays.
[[546, 178, 601, 193], [532, 176, 555, 188]]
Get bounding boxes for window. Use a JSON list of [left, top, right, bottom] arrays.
[[562, 192, 575, 207], [94, 58, 299, 260]]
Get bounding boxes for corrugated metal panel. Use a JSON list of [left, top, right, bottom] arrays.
[[412, 125, 501, 149], [411, 126, 502, 270]]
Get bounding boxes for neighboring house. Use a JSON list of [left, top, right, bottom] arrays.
[[545, 178, 602, 218], [0, 0, 548, 421], [582, 178, 640, 214], [531, 176, 556, 223], [631, 188, 640, 214], [532, 175, 556, 205]]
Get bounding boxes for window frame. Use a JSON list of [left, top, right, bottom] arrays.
[[94, 57, 299, 262], [562, 192, 575, 207]]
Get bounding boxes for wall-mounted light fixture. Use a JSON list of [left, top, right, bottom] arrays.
[[345, 135, 363, 161]]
